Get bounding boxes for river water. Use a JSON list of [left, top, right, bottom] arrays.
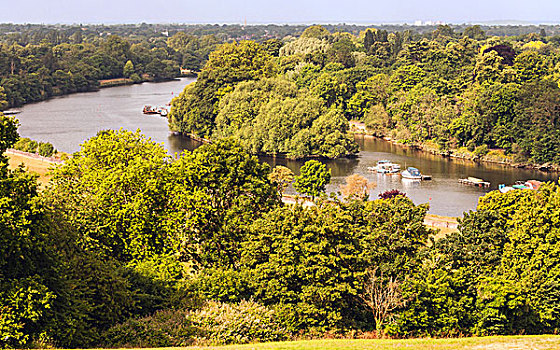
[[16, 78, 559, 217]]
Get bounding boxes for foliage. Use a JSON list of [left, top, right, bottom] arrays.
[[101, 309, 196, 348], [165, 139, 280, 269], [269, 165, 294, 195], [293, 160, 331, 199], [44, 129, 171, 262], [189, 300, 288, 345], [378, 189, 406, 199], [240, 197, 431, 332], [340, 174, 376, 200]]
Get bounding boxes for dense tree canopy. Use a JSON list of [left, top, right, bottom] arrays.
[[6, 23, 560, 348]]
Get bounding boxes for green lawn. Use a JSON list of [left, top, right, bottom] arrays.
[[82, 336, 560, 350]]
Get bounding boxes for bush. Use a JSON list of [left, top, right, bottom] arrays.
[[474, 144, 489, 157], [37, 142, 55, 157], [102, 300, 287, 348], [130, 73, 142, 83], [25, 140, 38, 153], [101, 309, 196, 348], [189, 300, 288, 345], [13, 137, 31, 151], [379, 189, 406, 199]]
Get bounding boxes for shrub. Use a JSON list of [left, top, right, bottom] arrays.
[[13, 137, 31, 151], [189, 300, 288, 345], [101, 309, 195, 348], [37, 142, 55, 157], [102, 300, 287, 348], [130, 73, 142, 83], [379, 189, 406, 200], [25, 140, 38, 153], [474, 144, 489, 157]]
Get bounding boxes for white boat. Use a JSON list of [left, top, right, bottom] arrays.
[[369, 160, 401, 174], [401, 167, 422, 180], [156, 106, 169, 116]]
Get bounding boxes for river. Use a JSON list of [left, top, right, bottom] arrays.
[[15, 78, 559, 217]]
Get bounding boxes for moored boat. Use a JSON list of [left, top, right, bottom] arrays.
[[143, 105, 169, 117], [369, 160, 401, 174], [498, 180, 542, 193], [143, 105, 158, 114], [401, 167, 422, 180]]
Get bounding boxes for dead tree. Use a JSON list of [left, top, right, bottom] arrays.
[[360, 267, 404, 332]]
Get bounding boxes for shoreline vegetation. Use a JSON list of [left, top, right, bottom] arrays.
[[8, 149, 460, 231], [169, 25, 560, 170], [349, 122, 560, 174], [5, 126, 560, 348]]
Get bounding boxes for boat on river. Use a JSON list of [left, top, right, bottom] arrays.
[[499, 180, 543, 193], [401, 167, 422, 180], [368, 160, 401, 174], [143, 105, 169, 117]]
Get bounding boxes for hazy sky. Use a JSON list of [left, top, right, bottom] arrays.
[[0, 0, 558, 24]]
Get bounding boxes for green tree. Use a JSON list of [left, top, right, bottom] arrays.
[[293, 160, 331, 199], [45, 129, 171, 262], [123, 60, 134, 78], [165, 139, 279, 269], [300, 25, 332, 40]]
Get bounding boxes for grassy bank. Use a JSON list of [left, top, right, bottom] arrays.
[[77, 336, 560, 350], [6, 149, 59, 185], [99, 78, 135, 88]]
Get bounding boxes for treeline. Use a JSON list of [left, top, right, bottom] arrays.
[[170, 24, 560, 164], [3, 114, 560, 348], [0, 29, 223, 108], [3, 23, 560, 43], [12, 137, 56, 157]]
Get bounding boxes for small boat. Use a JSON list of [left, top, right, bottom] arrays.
[[368, 160, 401, 174], [401, 167, 422, 180], [498, 180, 542, 193], [143, 105, 169, 117], [143, 105, 158, 114], [156, 106, 169, 117], [2, 109, 21, 115]]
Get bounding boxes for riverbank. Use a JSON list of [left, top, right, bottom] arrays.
[[349, 121, 560, 174], [6, 149, 63, 185]]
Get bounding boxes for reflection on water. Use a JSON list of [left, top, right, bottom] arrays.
[[16, 78, 559, 217]]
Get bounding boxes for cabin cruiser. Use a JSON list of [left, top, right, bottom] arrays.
[[368, 160, 401, 174], [401, 167, 422, 180]]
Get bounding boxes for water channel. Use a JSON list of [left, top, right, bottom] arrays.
[[15, 78, 559, 217]]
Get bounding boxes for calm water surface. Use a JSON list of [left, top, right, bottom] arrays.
[[16, 78, 559, 217]]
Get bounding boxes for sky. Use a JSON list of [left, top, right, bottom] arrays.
[[0, 0, 559, 25]]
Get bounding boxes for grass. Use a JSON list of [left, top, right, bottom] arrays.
[[79, 336, 560, 350], [6, 151, 56, 185], [424, 213, 459, 239]]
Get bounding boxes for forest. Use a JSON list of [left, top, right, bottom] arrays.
[[3, 113, 560, 348], [0, 26, 222, 108], [170, 24, 560, 165], [4, 23, 560, 348]]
